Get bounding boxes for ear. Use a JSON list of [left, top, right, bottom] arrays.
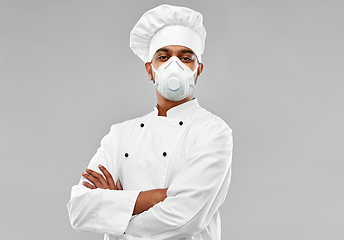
[[194, 63, 204, 84], [197, 63, 204, 76], [145, 62, 153, 81]]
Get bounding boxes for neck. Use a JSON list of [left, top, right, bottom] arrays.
[[156, 90, 194, 117]]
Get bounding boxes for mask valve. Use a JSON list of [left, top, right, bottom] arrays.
[[167, 77, 180, 91]]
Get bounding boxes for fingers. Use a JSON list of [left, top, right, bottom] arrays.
[[83, 181, 96, 189], [82, 171, 103, 188], [116, 180, 123, 190], [82, 168, 109, 189], [81, 166, 120, 191], [98, 164, 116, 190]]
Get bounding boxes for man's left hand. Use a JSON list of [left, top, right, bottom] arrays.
[[82, 164, 123, 190]]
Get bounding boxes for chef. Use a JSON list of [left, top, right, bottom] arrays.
[[67, 4, 233, 240]]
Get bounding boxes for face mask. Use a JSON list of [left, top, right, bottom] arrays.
[[151, 56, 198, 101]]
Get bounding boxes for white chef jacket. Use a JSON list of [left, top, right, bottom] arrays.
[[67, 99, 233, 240]]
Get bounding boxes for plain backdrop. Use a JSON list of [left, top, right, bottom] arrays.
[[1, 0, 343, 239]]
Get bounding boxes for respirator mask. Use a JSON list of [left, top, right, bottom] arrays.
[[151, 56, 198, 101]]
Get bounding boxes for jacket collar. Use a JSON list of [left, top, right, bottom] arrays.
[[153, 98, 201, 119]]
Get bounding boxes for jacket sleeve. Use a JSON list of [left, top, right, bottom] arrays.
[[125, 118, 233, 239], [67, 124, 140, 237]]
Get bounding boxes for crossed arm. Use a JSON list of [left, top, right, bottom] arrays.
[[82, 164, 167, 215], [68, 119, 232, 238]]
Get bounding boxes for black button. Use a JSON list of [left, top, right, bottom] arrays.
[[140, 123, 144, 128], [163, 152, 167, 157], [179, 121, 183, 126], [124, 153, 129, 158]]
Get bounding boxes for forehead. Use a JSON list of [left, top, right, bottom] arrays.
[[155, 45, 195, 55]]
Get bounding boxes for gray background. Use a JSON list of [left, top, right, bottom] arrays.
[[1, 0, 343, 239]]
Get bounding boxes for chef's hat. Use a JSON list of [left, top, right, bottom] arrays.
[[130, 4, 206, 63]]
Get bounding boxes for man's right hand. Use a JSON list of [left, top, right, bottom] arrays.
[[133, 188, 168, 215]]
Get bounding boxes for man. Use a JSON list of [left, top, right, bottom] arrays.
[[67, 4, 233, 240]]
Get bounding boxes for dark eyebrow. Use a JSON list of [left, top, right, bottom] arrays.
[[156, 48, 170, 53], [180, 49, 194, 55], [155, 48, 195, 55]]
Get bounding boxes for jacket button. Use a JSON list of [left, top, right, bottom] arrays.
[[140, 123, 144, 128], [179, 121, 183, 126], [124, 153, 129, 158], [163, 152, 167, 157]]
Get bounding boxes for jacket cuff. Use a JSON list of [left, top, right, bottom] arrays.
[[125, 210, 151, 237], [96, 190, 140, 236]]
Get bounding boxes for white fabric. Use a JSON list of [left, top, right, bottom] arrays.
[[130, 4, 206, 63], [148, 25, 202, 63], [152, 56, 198, 101], [67, 99, 233, 240]]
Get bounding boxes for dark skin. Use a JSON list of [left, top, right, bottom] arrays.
[[83, 45, 204, 215]]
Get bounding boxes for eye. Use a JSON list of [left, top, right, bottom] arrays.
[[158, 55, 168, 61], [181, 57, 192, 62]]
